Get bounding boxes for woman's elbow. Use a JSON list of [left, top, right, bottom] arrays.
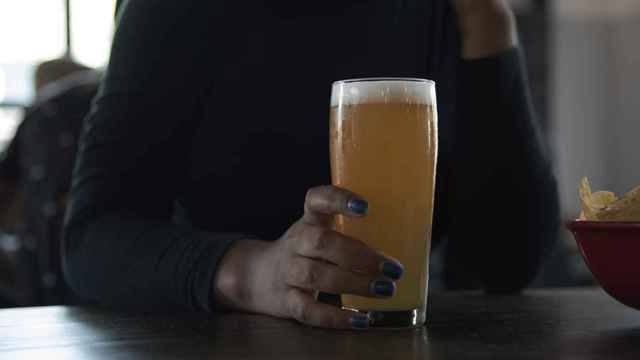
[[482, 265, 536, 294], [62, 222, 96, 301]]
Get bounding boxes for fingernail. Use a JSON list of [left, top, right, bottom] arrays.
[[371, 279, 395, 297], [381, 261, 404, 280], [350, 314, 370, 329], [347, 198, 368, 215]]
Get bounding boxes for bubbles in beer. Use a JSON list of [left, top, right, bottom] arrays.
[[331, 78, 435, 107]]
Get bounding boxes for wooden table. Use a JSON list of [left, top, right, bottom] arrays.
[[0, 288, 639, 359]]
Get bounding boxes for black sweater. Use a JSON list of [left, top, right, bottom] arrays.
[[63, 0, 559, 311]]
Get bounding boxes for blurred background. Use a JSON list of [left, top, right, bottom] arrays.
[[0, 0, 115, 147], [0, 0, 636, 303]]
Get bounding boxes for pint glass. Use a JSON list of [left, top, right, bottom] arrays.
[[330, 78, 438, 329]]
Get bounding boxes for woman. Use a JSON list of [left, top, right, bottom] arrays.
[[63, 0, 558, 329]]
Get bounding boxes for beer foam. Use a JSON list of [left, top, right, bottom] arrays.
[[331, 78, 435, 107]]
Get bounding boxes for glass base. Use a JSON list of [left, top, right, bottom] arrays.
[[343, 307, 425, 330]]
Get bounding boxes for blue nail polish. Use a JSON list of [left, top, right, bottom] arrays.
[[347, 198, 368, 215], [381, 261, 404, 280], [371, 279, 395, 297], [350, 314, 370, 329]]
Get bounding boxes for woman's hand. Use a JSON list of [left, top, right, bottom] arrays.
[[213, 186, 404, 329], [452, 0, 518, 59]]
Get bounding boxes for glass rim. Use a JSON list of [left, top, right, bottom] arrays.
[[332, 77, 436, 86]]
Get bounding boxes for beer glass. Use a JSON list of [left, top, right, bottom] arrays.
[[330, 78, 438, 329]]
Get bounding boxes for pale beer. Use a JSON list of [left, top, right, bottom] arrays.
[[330, 79, 438, 328]]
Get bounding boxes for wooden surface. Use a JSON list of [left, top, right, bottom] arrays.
[[0, 288, 639, 359]]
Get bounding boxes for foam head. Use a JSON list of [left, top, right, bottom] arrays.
[[331, 78, 436, 107]]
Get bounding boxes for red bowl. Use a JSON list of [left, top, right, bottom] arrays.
[[566, 220, 640, 310]]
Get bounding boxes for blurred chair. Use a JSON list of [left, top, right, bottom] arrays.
[[34, 58, 91, 96], [0, 58, 100, 306]]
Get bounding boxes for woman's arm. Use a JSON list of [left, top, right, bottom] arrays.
[[62, 0, 243, 311], [64, 1, 405, 326], [445, 0, 559, 292]]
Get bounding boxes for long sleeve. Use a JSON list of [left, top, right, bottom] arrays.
[[444, 48, 559, 292], [0, 120, 22, 224], [62, 0, 242, 311], [0, 121, 22, 185]]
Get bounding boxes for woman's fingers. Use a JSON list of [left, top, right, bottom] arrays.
[[285, 256, 396, 298], [451, 0, 517, 58], [276, 185, 406, 330], [302, 185, 367, 226], [292, 226, 404, 280], [285, 288, 370, 330]]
